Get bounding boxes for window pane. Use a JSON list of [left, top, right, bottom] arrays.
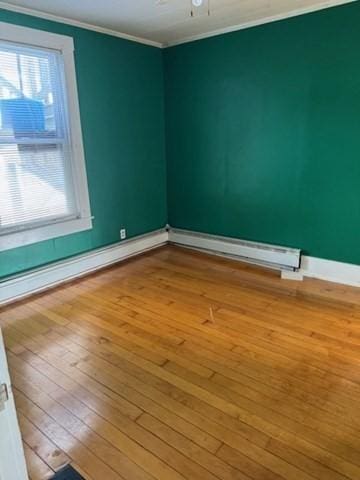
[[0, 143, 75, 229], [0, 45, 62, 139]]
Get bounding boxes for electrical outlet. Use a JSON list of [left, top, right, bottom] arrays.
[[120, 228, 126, 240]]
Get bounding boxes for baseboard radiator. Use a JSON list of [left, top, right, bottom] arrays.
[[0, 229, 168, 306], [2, 225, 359, 306], [168, 227, 301, 271]]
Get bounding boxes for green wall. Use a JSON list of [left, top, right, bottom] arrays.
[[0, 9, 167, 278], [2, 1, 360, 278], [164, 2, 360, 265]]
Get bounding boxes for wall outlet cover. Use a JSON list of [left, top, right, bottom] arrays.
[[120, 229, 126, 240]]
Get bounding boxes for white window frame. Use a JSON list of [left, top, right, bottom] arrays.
[[0, 22, 92, 252]]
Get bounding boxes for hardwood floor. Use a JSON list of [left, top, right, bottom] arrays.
[[2, 245, 360, 480]]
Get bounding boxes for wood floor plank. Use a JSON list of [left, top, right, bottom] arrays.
[[14, 389, 124, 480], [23, 443, 54, 480], [136, 413, 252, 480], [18, 412, 70, 472], [26, 334, 223, 454], [2, 246, 360, 480]]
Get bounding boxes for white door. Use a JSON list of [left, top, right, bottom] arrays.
[[0, 330, 28, 480]]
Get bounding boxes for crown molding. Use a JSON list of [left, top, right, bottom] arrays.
[[163, 0, 357, 47], [0, 1, 163, 48], [0, 1, 357, 49]]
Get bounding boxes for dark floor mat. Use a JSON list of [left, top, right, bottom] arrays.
[[51, 465, 85, 480]]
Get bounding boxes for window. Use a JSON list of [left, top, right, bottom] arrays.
[[0, 23, 92, 251]]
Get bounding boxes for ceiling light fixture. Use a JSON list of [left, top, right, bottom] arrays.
[[190, 0, 210, 17], [156, 0, 210, 17]]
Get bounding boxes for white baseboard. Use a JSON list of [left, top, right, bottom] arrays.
[[301, 255, 360, 288], [1, 227, 359, 306], [0, 229, 168, 305], [281, 270, 304, 281]]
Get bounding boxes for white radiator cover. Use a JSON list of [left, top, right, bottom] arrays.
[[168, 228, 301, 270]]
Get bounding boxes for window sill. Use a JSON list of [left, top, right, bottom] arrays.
[[0, 217, 93, 252]]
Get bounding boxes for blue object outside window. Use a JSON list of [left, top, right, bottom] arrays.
[[0, 98, 45, 137]]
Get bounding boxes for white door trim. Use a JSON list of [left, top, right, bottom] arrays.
[[0, 330, 29, 480]]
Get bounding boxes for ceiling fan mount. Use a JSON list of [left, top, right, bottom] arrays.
[[156, 0, 210, 17]]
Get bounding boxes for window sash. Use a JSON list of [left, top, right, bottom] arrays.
[[0, 40, 78, 234], [0, 212, 79, 236]]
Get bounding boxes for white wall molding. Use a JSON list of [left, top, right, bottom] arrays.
[[0, 1, 162, 48], [0, 229, 168, 305], [281, 270, 304, 282], [164, 0, 357, 47], [0, 0, 356, 49], [1, 226, 359, 306], [301, 256, 360, 287]]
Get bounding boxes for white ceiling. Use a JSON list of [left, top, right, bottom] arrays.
[[0, 0, 356, 47]]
